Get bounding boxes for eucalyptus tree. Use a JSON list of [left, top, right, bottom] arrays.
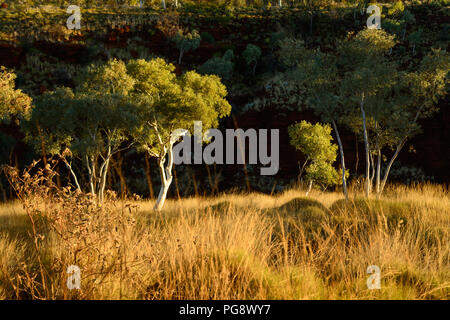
[[25, 59, 138, 202], [288, 121, 341, 196], [126, 58, 231, 210], [338, 30, 448, 196], [24, 88, 80, 190], [273, 37, 352, 199], [377, 49, 449, 193], [242, 44, 261, 76], [337, 29, 396, 197], [170, 29, 201, 64]]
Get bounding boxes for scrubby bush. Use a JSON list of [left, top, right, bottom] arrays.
[[288, 121, 343, 194], [2, 161, 141, 299], [197, 49, 234, 81], [170, 29, 201, 64], [242, 44, 261, 75]]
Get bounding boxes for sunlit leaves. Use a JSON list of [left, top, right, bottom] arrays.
[[128, 58, 231, 156], [0, 66, 32, 124], [75, 59, 135, 96], [288, 120, 342, 187], [289, 121, 337, 163]]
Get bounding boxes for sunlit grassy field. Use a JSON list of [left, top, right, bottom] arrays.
[[0, 183, 448, 300]]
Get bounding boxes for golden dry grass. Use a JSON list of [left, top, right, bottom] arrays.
[[0, 183, 448, 300]]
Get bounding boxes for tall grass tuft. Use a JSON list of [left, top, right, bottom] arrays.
[[0, 162, 448, 299]]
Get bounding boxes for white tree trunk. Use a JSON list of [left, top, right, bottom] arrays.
[[86, 155, 96, 196], [154, 143, 174, 211], [332, 120, 349, 200], [162, 0, 166, 9], [375, 135, 381, 195], [61, 156, 81, 191], [379, 106, 423, 194], [178, 49, 184, 64], [380, 138, 406, 194], [360, 93, 371, 198], [305, 179, 313, 197], [155, 175, 170, 211], [98, 157, 110, 203], [369, 150, 375, 188]]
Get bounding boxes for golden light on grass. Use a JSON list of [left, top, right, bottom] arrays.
[[0, 175, 448, 300]]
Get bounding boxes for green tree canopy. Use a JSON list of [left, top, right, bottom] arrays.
[[25, 60, 138, 201], [127, 58, 231, 210], [288, 120, 342, 194], [0, 66, 32, 124]]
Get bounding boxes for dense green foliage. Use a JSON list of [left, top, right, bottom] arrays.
[[0, 1, 448, 201], [288, 121, 341, 190], [0, 67, 32, 123]]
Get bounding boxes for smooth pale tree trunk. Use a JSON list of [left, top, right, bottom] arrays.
[[375, 134, 381, 195], [379, 106, 423, 194], [178, 49, 184, 64], [162, 0, 166, 9], [154, 143, 175, 211], [98, 157, 110, 203], [97, 143, 112, 203], [369, 151, 375, 188], [278, 0, 282, 7], [174, 0, 178, 8], [360, 93, 371, 198], [86, 155, 96, 196], [332, 120, 349, 201], [63, 159, 81, 192], [305, 180, 313, 197], [380, 138, 406, 194]]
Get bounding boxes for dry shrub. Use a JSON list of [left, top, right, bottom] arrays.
[[2, 160, 143, 299]]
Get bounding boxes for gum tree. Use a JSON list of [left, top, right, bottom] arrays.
[[274, 38, 351, 200], [25, 60, 137, 202], [339, 30, 448, 195], [126, 58, 231, 210], [288, 121, 341, 196], [337, 29, 396, 197], [170, 29, 201, 64], [377, 49, 449, 193]]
